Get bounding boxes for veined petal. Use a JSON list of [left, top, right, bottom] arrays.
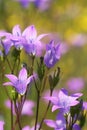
[[3, 82, 13, 86], [52, 105, 60, 112], [12, 25, 21, 36], [5, 74, 17, 84], [15, 83, 27, 95], [44, 119, 57, 128], [37, 33, 49, 41], [22, 126, 30, 130], [22, 25, 37, 41], [18, 68, 27, 81]]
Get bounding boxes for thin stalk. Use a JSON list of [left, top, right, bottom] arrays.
[[38, 90, 52, 130], [11, 100, 14, 130], [5, 56, 13, 73], [34, 90, 40, 130], [41, 68, 49, 92], [14, 100, 22, 130]]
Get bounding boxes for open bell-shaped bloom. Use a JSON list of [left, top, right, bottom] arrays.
[[22, 25, 48, 56], [44, 88, 82, 114], [3, 67, 35, 95]]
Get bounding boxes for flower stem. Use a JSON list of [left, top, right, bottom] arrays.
[[11, 100, 14, 130], [38, 90, 52, 130], [34, 90, 40, 130]]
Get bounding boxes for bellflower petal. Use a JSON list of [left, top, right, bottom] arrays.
[[22, 25, 37, 41], [12, 25, 22, 36], [44, 119, 57, 128], [18, 67, 27, 80], [44, 112, 66, 130], [22, 126, 30, 130], [0, 121, 4, 130], [44, 40, 61, 68], [4, 74, 18, 84]]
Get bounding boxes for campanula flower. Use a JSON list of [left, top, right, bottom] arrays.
[[22, 124, 39, 130], [22, 25, 48, 56], [0, 38, 13, 55], [44, 112, 66, 130], [66, 77, 85, 92], [5, 99, 35, 116], [15, 0, 35, 8], [3, 67, 35, 95], [0, 121, 4, 130], [44, 88, 82, 114], [35, 0, 52, 11], [44, 112, 81, 130], [44, 40, 61, 68]]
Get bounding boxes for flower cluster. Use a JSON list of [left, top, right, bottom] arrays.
[[0, 24, 86, 130], [14, 0, 52, 11]]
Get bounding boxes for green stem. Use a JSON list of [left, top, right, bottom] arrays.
[[34, 90, 40, 130], [38, 90, 52, 130], [11, 100, 14, 130]]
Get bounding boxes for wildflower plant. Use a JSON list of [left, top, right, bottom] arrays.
[[0, 23, 86, 130]]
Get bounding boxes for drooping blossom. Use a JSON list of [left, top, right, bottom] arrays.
[[44, 112, 81, 130], [66, 77, 85, 92], [44, 88, 82, 114], [22, 25, 48, 56], [0, 31, 13, 55], [5, 99, 35, 116], [0, 38, 13, 55], [0, 121, 4, 130], [44, 40, 61, 68], [3, 67, 36, 95]]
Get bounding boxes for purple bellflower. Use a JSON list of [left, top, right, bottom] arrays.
[[22, 124, 39, 130], [15, 0, 35, 8], [44, 88, 82, 114], [35, 0, 52, 11], [3, 67, 35, 95], [44, 112, 81, 130], [0, 121, 4, 130], [5, 99, 35, 116], [44, 112, 66, 130], [66, 77, 85, 92], [0, 38, 13, 55], [10, 24, 27, 50], [22, 25, 48, 56], [44, 40, 61, 68]]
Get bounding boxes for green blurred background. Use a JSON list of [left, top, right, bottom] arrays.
[[0, 0, 87, 129]]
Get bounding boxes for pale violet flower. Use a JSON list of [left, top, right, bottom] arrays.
[[0, 121, 4, 130], [44, 40, 61, 68], [3, 67, 35, 95], [22, 25, 48, 56], [44, 112, 81, 130], [66, 77, 85, 92], [5, 99, 35, 116], [44, 88, 82, 114], [22, 124, 39, 130]]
